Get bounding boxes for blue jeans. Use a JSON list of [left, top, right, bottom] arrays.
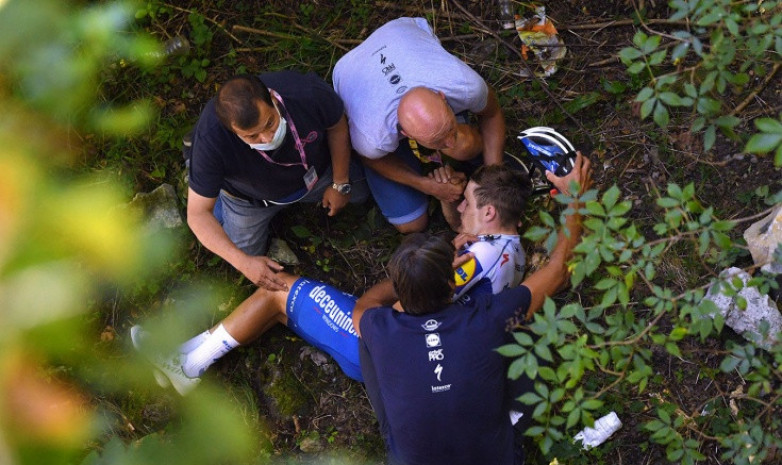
[[214, 161, 368, 255]]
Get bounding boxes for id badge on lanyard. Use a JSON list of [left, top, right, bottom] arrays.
[[303, 165, 318, 191]]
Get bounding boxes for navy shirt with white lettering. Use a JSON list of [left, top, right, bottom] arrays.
[[359, 285, 532, 465]]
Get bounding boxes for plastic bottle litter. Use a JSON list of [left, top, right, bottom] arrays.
[[146, 35, 191, 60], [573, 412, 622, 449], [497, 0, 515, 29]]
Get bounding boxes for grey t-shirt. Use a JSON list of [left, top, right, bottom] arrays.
[[333, 17, 489, 159]]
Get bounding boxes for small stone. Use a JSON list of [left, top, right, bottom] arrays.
[[299, 435, 324, 453], [267, 238, 299, 265], [126, 184, 183, 231]]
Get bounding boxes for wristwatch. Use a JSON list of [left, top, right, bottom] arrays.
[[331, 182, 352, 195]]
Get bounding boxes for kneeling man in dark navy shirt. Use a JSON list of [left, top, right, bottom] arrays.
[[352, 152, 593, 465]]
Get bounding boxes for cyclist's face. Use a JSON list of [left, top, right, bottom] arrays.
[[457, 181, 487, 234]]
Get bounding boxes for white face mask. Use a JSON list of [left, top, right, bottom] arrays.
[[248, 109, 287, 151]]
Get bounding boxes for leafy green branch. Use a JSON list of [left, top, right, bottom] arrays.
[[618, 0, 782, 161], [511, 183, 782, 460]]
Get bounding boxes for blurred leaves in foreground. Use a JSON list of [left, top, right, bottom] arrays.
[[0, 1, 258, 464]]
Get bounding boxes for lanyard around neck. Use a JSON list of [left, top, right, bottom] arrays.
[[254, 89, 308, 169]]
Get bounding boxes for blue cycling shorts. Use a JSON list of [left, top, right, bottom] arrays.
[[286, 278, 362, 382]]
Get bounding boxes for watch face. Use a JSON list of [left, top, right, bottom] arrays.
[[333, 183, 351, 194]]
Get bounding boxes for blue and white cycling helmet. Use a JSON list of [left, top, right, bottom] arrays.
[[504, 127, 577, 196], [517, 126, 577, 177]]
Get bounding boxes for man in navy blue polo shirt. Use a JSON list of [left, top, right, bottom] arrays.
[[188, 72, 369, 291], [352, 153, 592, 465]]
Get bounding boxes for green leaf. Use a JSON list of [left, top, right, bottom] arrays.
[[628, 61, 646, 74], [609, 201, 632, 216], [518, 392, 543, 405], [720, 355, 740, 372], [649, 49, 667, 65], [595, 278, 617, 290], [496, 344, 525, 357], [602, 185, 621, 210], [586, 202, 607, 216], [585, 249, 601, 275], [657, 197, 678, 208], [619, 47, 643, 63], [290, 225, 312, 238], [665, 342, 682, 358], [540, 211, 556, 227], [699, 230, 710, 255], [564, 92, 601, 114], [524, 226, 550, 241], [659, 92, 684, 106], [745, 133, 782, 154], [697, 11, 722, 26], [755, 117, 782, 133], [692, 116, 705, 132], [667, 447, 684, 461], [581, 399, 603, 410], [534, 343, 555, 362], [726, 17, 739, 35], [635, 87, 654, 102], [603, 79, 627, 94], [653, 102, 670, 127], [566, 409, 580, 429], [508, 358, 528, 380], [640, 98, 656, 119], [697, 97, 721, 115], [704, 125, 717, 151], [670, 326, 688, 341], [512, 331, 534, 346], [601, 286, 618, 307], [642, 34, 661, 54], [712, 220, 735, 232], [632, 31, 649, 48], [672, 42, 690, 62], [714, 115, 740, 128]]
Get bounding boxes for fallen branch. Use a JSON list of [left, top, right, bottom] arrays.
[[731, 62, 781, 116], [565, 18, 690, 31], [232, 25, 299, 41], [161, 2, 242, 44]]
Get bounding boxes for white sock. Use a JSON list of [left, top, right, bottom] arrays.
[[181, 324, 239, 378], [178, 329, 211, 354]]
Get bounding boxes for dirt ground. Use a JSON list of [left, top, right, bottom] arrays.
[[125, 1, 782, 463]]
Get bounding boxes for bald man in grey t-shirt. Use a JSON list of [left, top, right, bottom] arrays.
[[334, 17, 506, 233]]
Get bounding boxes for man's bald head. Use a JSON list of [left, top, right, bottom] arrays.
[[398, 87, 458, 150]]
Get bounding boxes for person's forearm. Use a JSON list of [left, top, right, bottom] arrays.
[[362, 155, 428, 192], [187, 210, 250, 271], [326, 115, 351, 183], [353, 279, 397, 336], [478, 87, 505, 165], [522, 204, 582, 318], [479, 117, 505, 165]]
